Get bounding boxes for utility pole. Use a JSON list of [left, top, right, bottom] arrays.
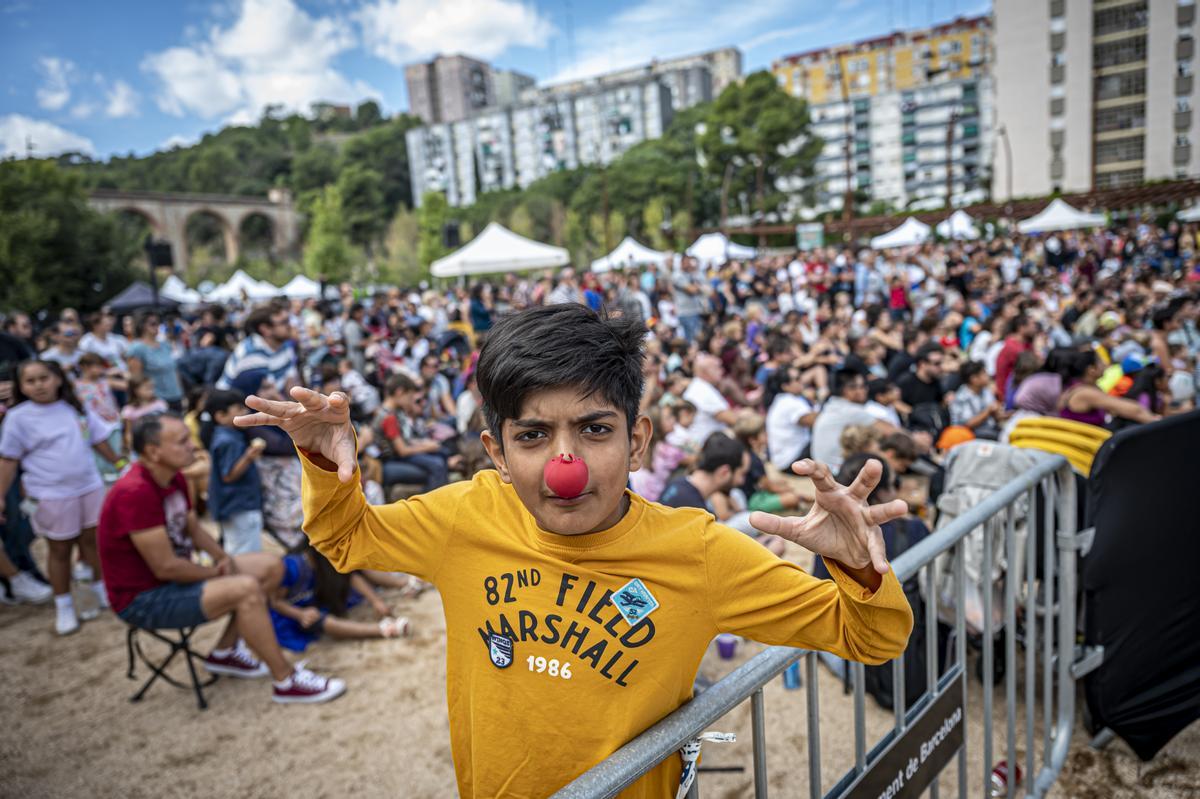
[[838, 52, 855, 223], [997, 123, 1014, 213], [601, 166, 611, 254], [945, 108, 960, 208], [720, 160, 736, 237]]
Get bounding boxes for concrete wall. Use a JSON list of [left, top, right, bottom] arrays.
[[993, 0, 1052, 200], [1061, 0, 1094, 193]]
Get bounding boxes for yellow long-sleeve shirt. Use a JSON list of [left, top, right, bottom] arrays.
[[301, 456, 913, 798]]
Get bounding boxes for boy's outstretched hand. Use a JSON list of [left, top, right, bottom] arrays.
[[235, 387, 358, 483], [749, 458, 908, 590]]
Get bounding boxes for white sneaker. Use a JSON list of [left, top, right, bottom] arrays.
[[72, 561, 94, 583], [79, 606, 100, 621], [10, 572, 53, 604], [55, 606, 80, 636], [272, 666, 346, 704]]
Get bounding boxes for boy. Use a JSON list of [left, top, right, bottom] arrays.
[[206, 389, 267, 555], [238, 304, 912, 798]]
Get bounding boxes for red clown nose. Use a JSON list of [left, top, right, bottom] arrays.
[[544, 454, 588, 498]]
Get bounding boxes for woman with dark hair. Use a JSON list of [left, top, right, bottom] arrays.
[[1055, 347, 1159, 428], [126, 311, 184, 412], [468, 283, 493, 334], [0, 360, 124, 634], [267, 543, 411, 652]]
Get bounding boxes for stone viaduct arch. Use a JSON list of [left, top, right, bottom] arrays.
[[88, 188, 302, 274]]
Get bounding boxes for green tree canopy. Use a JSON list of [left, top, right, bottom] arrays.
[[302, 184, 355, 282], [0, 160, 137, 313], [699, 70, 823, 218]]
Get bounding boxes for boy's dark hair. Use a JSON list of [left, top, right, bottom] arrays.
[[475, 305, 645, 441], [243, 305, 279, 337], [867, 378, 895, 402], [836, 453, 893, 505], [915, 342, 944, 364], [695, 432, 745, 473], [132, 412, 182, 454], [880, 432, 918, 461], [958, 360, 986, 383], [674, 399, 696, 415], [205, 388, 246, 419], [835, 367, 866, 396], [385, 372, 419, 396]]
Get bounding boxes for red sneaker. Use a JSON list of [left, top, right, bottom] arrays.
[[272, 666, 346, 704], [204, 647, 270, 678]]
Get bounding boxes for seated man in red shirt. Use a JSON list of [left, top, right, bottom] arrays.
[[98, 413, 345, 704]]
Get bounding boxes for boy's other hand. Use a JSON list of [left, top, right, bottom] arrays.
[[235, 387, 357, 483], [749, 458, 907, 577]]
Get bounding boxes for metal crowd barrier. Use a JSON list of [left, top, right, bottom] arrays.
[[552, 454, 1102, 799]]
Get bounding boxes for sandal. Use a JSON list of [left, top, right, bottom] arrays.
[[379, 617, 412, 639]]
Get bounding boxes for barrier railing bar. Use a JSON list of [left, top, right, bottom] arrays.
[[852, 662, 865, 774], [954, 537, 967, 799], [751, 688, 768, 799], [1041, 476, 1056, 768], [1025, 484, 1038, 798], [1035, 470, 1078, 796], [893, 653, 906, 731], [806, 651, 821, 799], [982, 515, 995, 799], [548, 455, 1067, 799], [1005, 504, 1018, 799], [925, 557, 940, 799]]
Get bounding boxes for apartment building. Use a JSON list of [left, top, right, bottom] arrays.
[[993, 0, 1200, 200], [774, 16, 993, 213]]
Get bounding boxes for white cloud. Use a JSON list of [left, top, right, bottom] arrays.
[[0, 113, 94, 158], [161, 133, 197, 150], [35, 56, 73, 111], [358, 0, 553, 64], [105, 79, 140, 118], [142, 0, 377, 121]]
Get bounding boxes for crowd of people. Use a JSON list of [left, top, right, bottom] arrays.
[[0, 214, 1196, 705]]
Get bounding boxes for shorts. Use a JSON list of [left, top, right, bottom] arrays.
[[219, 509, 264, 555], [118, 581, 208, 630], [29, 487, 106, 541]]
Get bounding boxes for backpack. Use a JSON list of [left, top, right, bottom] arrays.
[[862, 519, 949, 711]]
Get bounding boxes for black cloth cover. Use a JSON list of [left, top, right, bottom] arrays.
[[105, 281, 181, 313], [1082, 409, 1200, 760]]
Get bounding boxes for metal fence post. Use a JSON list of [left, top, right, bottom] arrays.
[[751, 688, 768, 799]]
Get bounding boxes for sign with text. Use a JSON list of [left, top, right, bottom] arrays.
[[796, 222, 825, 251], [844, 678, 965, 799]]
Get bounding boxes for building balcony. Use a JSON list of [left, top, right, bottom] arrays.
[[1176, 144, 1192, 165]]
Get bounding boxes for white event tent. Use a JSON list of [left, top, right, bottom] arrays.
[[207, 269, 281, 303], [935, 209, 980, 240], [282, 274, 322, 299], [159, 274, 203, 304], [431, 222, 569, 278], [685, 233, 757, 267], [1017, 198, 1106, 233], [1177, 205, 1200, 222], [591, 236, 672, 272], [870, 217, 932, 250]]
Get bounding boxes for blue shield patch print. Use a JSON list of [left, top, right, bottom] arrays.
[[613, 578, 660, 626], [488, 633, 514, 668]]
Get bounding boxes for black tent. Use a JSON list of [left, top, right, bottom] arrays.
[[1083, 409, 1200, 760], [105, 281, 181, 314]]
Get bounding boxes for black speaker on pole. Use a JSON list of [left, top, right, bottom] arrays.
[[442, 221, 461, 249]]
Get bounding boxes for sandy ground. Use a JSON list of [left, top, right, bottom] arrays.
[[2, 536, 1197, 799]]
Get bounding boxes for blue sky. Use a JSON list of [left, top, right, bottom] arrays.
[[0, 0, 988, 161]]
